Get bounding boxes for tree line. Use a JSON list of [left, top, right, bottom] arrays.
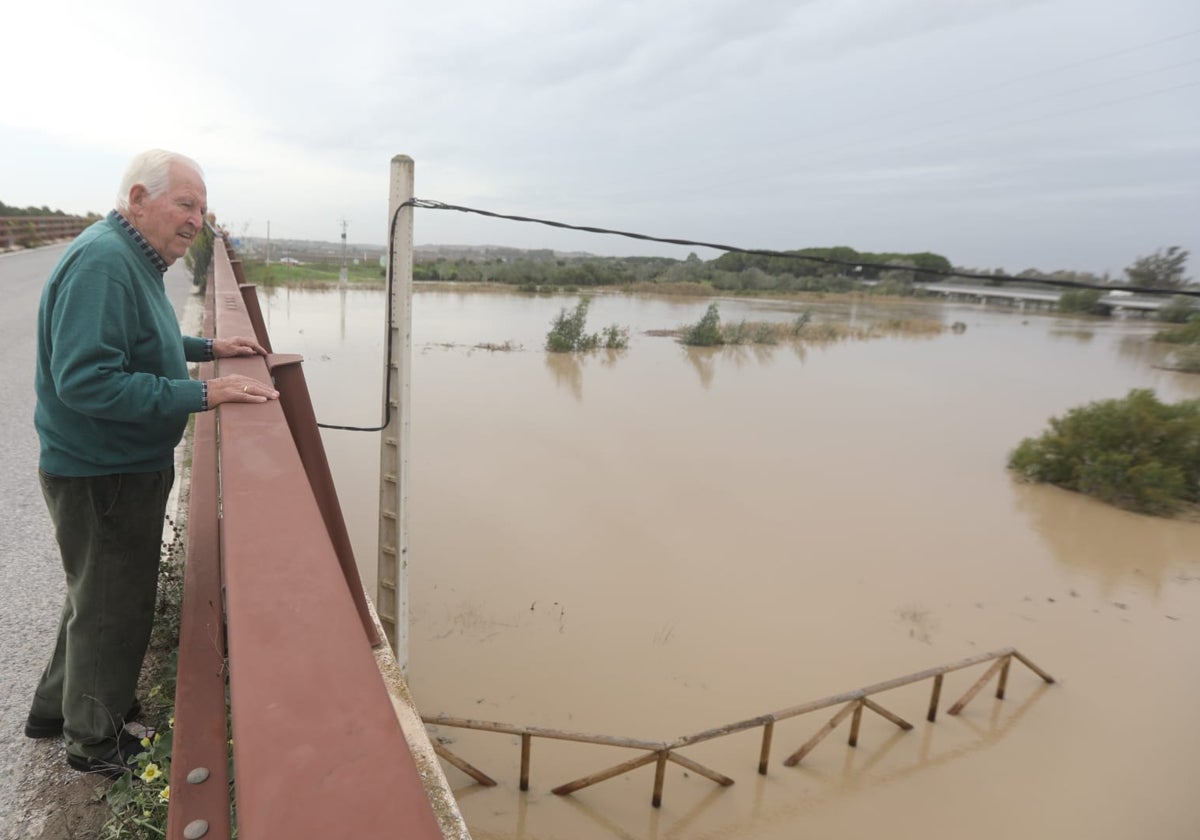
[[413, 244, 1193, 296], [0, 200, 87, 218]]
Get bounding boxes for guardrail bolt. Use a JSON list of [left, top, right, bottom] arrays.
[[184, 819, 210, 839], [187, 766, 211, 784]]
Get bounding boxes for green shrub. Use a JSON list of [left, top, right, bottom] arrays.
[[789, 312, 813, 336], [752, 322, 779, 345], [1154, 316, 1200, 345], [723, 319, 753, 345], [1157, 297, 1200, 324], [682, 303, 725, 346], [1057, 289, 1112, 316], [184, 225, 214, 292], [546, 298, 627, 352], [546, 298, 594, 351], [1163, 346, 1200, 373], [600, 324, 629, 350], [1008, 389, 1200, 515]]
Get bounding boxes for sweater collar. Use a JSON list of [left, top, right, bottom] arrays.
[[109, 210, 169, 275]]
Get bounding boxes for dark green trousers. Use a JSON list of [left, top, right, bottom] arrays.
[[30, 468, 173, 759]]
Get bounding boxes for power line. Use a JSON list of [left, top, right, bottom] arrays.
[[405, 198, 1198, 297], [314, 198, 1195, 432]]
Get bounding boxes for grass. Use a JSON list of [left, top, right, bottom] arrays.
[[99, 521, 186, 839], [241, 260, 385, 287]]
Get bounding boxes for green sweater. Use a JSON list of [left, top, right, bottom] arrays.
[[35, 214, 207, 476]]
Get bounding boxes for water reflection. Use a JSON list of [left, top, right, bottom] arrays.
[[545, 352, 583, 401], [1011, 481, 1199, 599], [684, 346, 718, 389], [681, 343, 792, 389], [543, 349, 625, 401], [256, 286, 1200, 840], [1048, 328, 1094, 343], [1116, 332, 1176, 368]]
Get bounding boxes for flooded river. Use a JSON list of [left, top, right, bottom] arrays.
[[261, 286, 1200, 840]]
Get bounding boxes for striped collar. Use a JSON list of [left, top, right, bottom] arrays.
[[110, 210, 169, 274]]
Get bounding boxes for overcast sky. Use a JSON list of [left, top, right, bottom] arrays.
[[3, 0, 1197, 277]]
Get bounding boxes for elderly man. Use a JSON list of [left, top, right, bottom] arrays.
[[25, 149, 277, 777]]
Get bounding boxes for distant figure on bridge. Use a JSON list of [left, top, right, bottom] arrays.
[[23, 149, 279, 778]]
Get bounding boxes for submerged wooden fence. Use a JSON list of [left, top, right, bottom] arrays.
[[425, 646, 1054, 808]]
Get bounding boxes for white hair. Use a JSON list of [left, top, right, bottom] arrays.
[[115, 149, 204, 211]]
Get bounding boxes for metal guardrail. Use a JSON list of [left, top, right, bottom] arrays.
[[0, 215, 90, 248], [167, 239, 448, 839], [426, 647, 1054, 808]]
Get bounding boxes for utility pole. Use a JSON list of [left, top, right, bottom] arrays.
[[339, 219, 349, 286], [378, 156, 414, 670]]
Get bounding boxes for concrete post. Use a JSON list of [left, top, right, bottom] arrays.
[[378, 156, 414, 670]]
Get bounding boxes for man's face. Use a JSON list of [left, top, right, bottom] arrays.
[[129, 164, 207, 265]]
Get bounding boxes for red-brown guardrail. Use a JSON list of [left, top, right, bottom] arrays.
[[167, 239, 445, 839], [0, 215, 90, 248]]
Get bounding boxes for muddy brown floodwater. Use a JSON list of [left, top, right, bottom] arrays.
[[260, 286, 1200, 840]]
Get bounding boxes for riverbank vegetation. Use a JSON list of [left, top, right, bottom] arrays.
[[240, 259, 385, 287], [1151, 311, 1200, 373], [1008, 390, 1200, 516], [226, 243, 1195, 330], [0, 200, 91, 217], [675, 302, 951, 347]]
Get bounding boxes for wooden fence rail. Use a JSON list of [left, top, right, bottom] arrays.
[[425, 646, 1054, 808], [0, 215, 91, 248]]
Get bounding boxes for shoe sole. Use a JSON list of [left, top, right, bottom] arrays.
[[25, 700, 144, 739], [66, 733, 145, 778]]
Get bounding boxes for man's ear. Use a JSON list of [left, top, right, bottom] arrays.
[[127, 184, 149, 214]]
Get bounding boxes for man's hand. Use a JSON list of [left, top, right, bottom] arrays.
[[213, 336, 268, 358], [208, 374, 279, 407]]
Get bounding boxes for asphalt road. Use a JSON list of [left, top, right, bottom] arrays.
[[0, 242, 197, 831]]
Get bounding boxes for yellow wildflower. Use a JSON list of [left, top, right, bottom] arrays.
[[141, 737, 151, 749], [159, 786, 171, 802], [153, 732, 162, 745], [140, 763, 162, 783], [168, 716, 175, 729]]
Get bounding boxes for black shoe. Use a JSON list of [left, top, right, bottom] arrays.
[[66, 730, 147, 778], [25, 699, 143, 739]]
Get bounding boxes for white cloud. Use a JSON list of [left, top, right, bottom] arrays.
[[2, 0, 1198, 275]]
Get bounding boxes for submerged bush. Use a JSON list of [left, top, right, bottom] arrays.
[[1164, 346, 1200, 373], [1154, 316, 1200, 345], [600, 324, 629, 350], [1057, 289, 1111, 316], [682, 303, 725, 346], [1008, 389, 1200, 515], [546, 298, 596, 352], [1157, 297, 1200, 325], [546, 298, 629, 352]]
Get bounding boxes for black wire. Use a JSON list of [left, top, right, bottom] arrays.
[[408, 198, 1200, 298], [316, 197, 1197, 432]]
